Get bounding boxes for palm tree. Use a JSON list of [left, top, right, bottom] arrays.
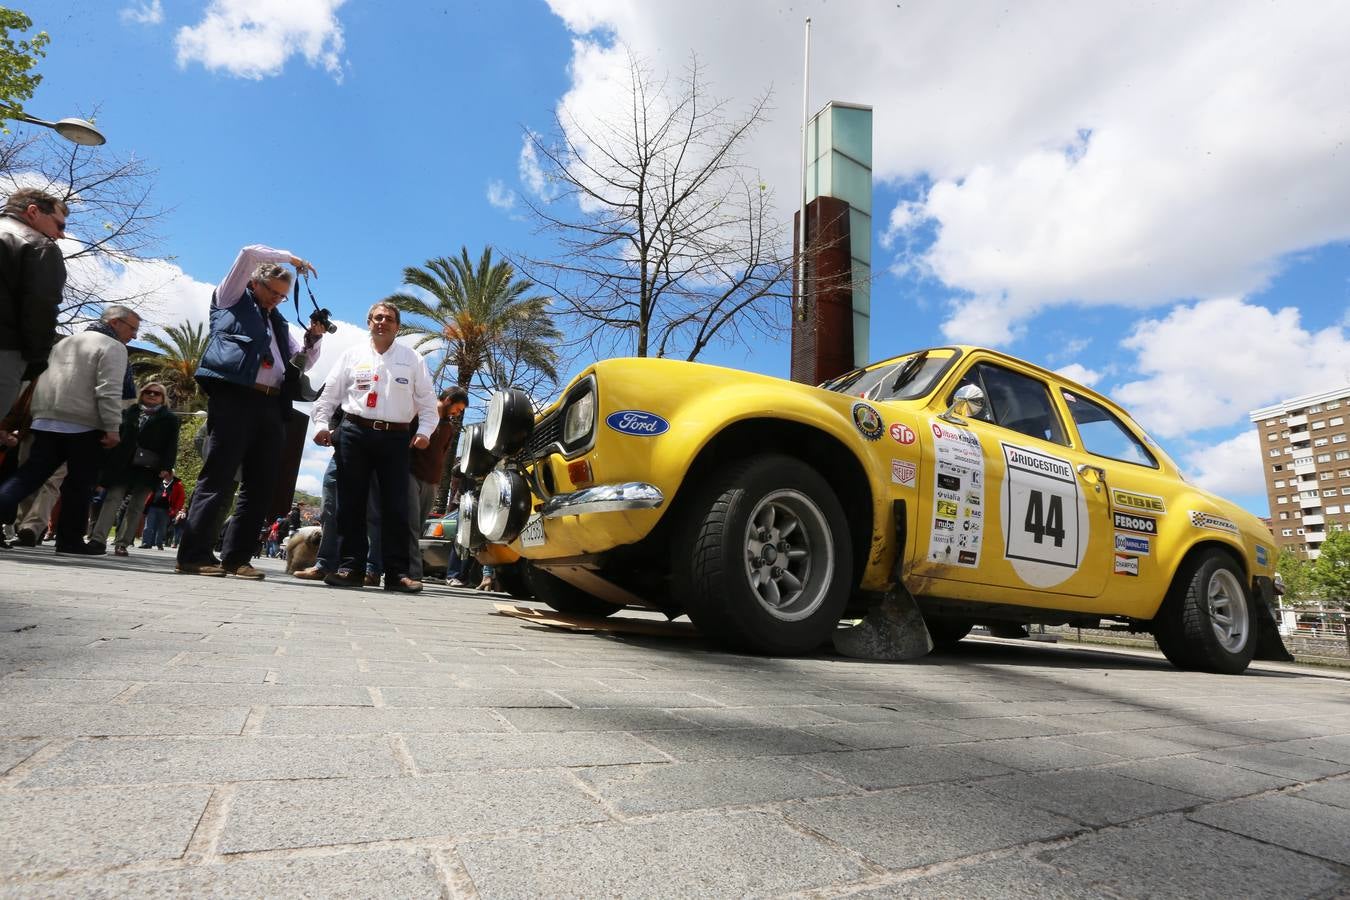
[[385, 246, 562, 506], [130, 321, 209, 410]]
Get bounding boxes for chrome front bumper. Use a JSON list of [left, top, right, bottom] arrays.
[[539, 482, 664, 519]]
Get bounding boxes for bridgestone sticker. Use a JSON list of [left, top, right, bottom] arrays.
[[1189, 510, 1238, 535], [1001, 442, 1088, 588], [1113, 511, 1157, 535], [927, 420, 985, 568]]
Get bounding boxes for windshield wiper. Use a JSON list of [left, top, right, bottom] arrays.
[[888, 351, 929, 396], [821, 367, 866, 393]]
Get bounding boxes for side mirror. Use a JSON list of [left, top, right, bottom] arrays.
[[939, 383, 985, 425]]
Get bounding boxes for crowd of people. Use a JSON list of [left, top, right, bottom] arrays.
[[0, 188, 469, 593]]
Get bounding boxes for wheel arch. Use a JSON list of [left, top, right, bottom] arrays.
[[1153, 538, 1249, 621]]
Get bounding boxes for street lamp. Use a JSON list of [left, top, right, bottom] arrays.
[[2, 109, 106, 146]]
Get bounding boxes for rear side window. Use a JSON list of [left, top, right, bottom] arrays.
[[1062, 390, 1157, 467], [952, 363, 1068, 445]]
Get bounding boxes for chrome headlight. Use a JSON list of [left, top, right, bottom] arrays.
[[456, 493, 478, 550], [459, 423, 495, 477], [476, 468, 532, 543], [563, 389, 595, 447], [484, 388, 535, 457]]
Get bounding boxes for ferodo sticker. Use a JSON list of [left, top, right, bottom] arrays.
[[852, 403, 883, 440], [1001, 442, 1088, 588], [889, 423, 916, 444], [1189, 510, 1238, 535], [1113, 511, 1157, 535], [1114, 533, 1150, 555], [1112, 489, 1166, 514], [927, 420, 984, 568], [1114, 554, 1139, 576], [891, 459, 916, 488]]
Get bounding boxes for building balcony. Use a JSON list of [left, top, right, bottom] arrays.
[[1307, 547, 1321, 561], [1287, 414, 1308, 427], [1302, 514, 1325, 526], [1306, 532, 1326, 544], [1299, 495, 1323, 509], [1292, 461, 1317, 476]]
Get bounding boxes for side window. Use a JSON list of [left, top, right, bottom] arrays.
[[1061, 390, 1158, 467], [952, 363, 1068, 445]]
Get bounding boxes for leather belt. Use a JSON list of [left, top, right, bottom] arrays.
[[251, 382, 281, 397], [347, 413, 410, 432]]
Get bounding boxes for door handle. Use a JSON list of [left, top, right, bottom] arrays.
[[1076, 463, 1107, 493]]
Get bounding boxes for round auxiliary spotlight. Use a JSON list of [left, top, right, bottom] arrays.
[[459, 423, 496, 478], [484, 388, 535, 457], [456, 492, 482, 551], [476, 468, 532, 543]]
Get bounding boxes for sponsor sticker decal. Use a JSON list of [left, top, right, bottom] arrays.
[[889, 422, 916, 444], [937, 473, 961, 492], [936, 499, 959, 518], [1113, 511, 1157, 535], [934, 518, 954, 532], [958, 550, 978, 565], [394, 376, 410, 385], [852, 403, 884, 440], [1189, 510, 1238, 535], [1114, 533, 1151, 555], [926, 419, 985, 568], [1001, 442, 1087, 587], [1114, 554, 1139, 576], [605, 410, 670, 436], [1255, 544, 1269, 567], [1112, 489, 1167, 514], [891, 459, 916, 488]]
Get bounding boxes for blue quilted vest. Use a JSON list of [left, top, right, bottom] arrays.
[[195, 288, 301, 403]]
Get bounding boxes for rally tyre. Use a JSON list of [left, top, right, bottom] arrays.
[[523, 563, 622, 618], [1156, 551, 1255, 675], [676, 454, 851, 655], [494, 562, 532, 601], [925, 616, 974, 649]]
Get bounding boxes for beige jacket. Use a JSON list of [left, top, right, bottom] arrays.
[[29, 331, 126, 433]]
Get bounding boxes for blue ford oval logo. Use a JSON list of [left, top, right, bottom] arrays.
[[606, 410, 670, 436]]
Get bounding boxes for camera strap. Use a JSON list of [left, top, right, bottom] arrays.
[[293, 273, 322, 320]]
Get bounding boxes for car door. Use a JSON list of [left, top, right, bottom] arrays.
[[911, 359, 1113, 600]]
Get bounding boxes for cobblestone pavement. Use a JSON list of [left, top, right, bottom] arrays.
[[1, 544, 1348, 898]]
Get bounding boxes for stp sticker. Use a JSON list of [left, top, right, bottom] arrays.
[[889, 423, 916, 444], [852, 403, 884, 441], [891, 459, 916, 488], [1114, 554, 1140, 576]]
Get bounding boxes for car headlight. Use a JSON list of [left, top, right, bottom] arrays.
[[476, 468, 532, 543], [459, 423, 496, 477], [484, 388, 535, 457], [563, 389, 595, 447], [456, 493, 479, 550]]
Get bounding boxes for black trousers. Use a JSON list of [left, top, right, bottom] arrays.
[[0, 429, 103, 550], [177, 383, 284, 569], [333, 419, 411, 579]]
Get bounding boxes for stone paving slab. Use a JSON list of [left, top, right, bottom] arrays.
[[575, 758, 850, 816], [0, 703, 249, 737], [1189, 793, 1350, 865], [404, 731, 670, 773]]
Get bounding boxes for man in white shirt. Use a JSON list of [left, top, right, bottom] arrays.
[[311, 301, 436, 593]]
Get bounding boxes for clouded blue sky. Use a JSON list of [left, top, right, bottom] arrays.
[[19, 0, 1350, 509]]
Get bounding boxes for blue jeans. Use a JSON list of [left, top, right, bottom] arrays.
[[315, 454, 383, 574], [0, 429, 103, 551], [332, 420, 410, 578], [142, 505, 170, 548]]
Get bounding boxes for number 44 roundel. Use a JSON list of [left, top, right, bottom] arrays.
[[1000, 443, 1088, 588]]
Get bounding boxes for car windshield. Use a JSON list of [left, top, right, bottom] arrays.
[[821, 349, 957, 402]]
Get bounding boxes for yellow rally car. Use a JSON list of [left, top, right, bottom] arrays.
[[458, 346, 1291, 675]]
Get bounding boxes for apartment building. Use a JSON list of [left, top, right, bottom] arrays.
[[1250, 386, 1350, 560]]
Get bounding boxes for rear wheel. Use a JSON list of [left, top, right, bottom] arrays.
[[1153, 551, 1255, 675], [925, 616, 974, 649], [523, 563, 622, 618], [675, 454, 851, 655]]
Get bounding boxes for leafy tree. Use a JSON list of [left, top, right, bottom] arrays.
[[0, 9, 48, 123], [1275, 548, 1319, 607], [173, 413, 207, 500], [520, 48, 797, 361], [385, 246, 561, 506], [1310, 531, 1350, 606], [130, 321, 208, 411]]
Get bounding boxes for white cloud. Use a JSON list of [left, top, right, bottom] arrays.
[[1112, 298, 1350, 438], [541, 1, 1350, 344], [176, 0, 347, 81], [120, 0, 163, 25], [486, 179, 516, 211], [1055, 363, 1100, 387], [518, 132, 549, 198], [1182, 431, 1264, 503]]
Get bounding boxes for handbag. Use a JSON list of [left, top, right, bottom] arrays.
[[131, 447, 161, 469]]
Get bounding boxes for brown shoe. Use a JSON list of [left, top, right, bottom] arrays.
[[364, 572, 381, 586], [225, 564, 266, 580], [176, 562, 226, 577], [325, 569, 364, 588], [292, 566, 328, 581], [114, 546, 129, 557], [384, 576, 423, 594]]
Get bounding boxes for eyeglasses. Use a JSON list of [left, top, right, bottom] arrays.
[[255, 281, 289, 302], [118, 319, 140, 336], [141, 390, 163, 397], [47, 212, 66, 233]]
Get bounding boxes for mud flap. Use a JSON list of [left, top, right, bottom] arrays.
[[833, 587, 935, 660], [1252, 576, 1295, 663]]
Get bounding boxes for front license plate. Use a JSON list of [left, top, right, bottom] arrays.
[[520, 515, 546, 548]]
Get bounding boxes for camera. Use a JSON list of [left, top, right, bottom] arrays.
[[310, 307, 337, 335]]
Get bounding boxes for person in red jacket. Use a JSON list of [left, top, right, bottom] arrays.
[[140, 471, 185, 550]]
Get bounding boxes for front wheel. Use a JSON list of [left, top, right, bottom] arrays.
[[1153, 551, 1255, 675], [675, 454, 852, 655]]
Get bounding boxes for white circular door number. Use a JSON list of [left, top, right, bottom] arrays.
[[999, 442, 1089, 588]]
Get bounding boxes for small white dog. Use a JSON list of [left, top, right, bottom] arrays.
[[284, 525, 322, 574]]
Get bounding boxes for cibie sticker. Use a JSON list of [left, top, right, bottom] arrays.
[[1189, 511, 1238, 535], [1114, 554, 1140, 576], [889, 422, 916, 444], [605, 410, 670, 436], [1001, 442, 1087, 588], [1114, 533, 1150, 555], [1112, 489, 1166, 514], [852, 403, 883, 441], [891, 459, 916, 488], [1113, 511, 1157, 535], [1255, 544, 1269, 567]]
